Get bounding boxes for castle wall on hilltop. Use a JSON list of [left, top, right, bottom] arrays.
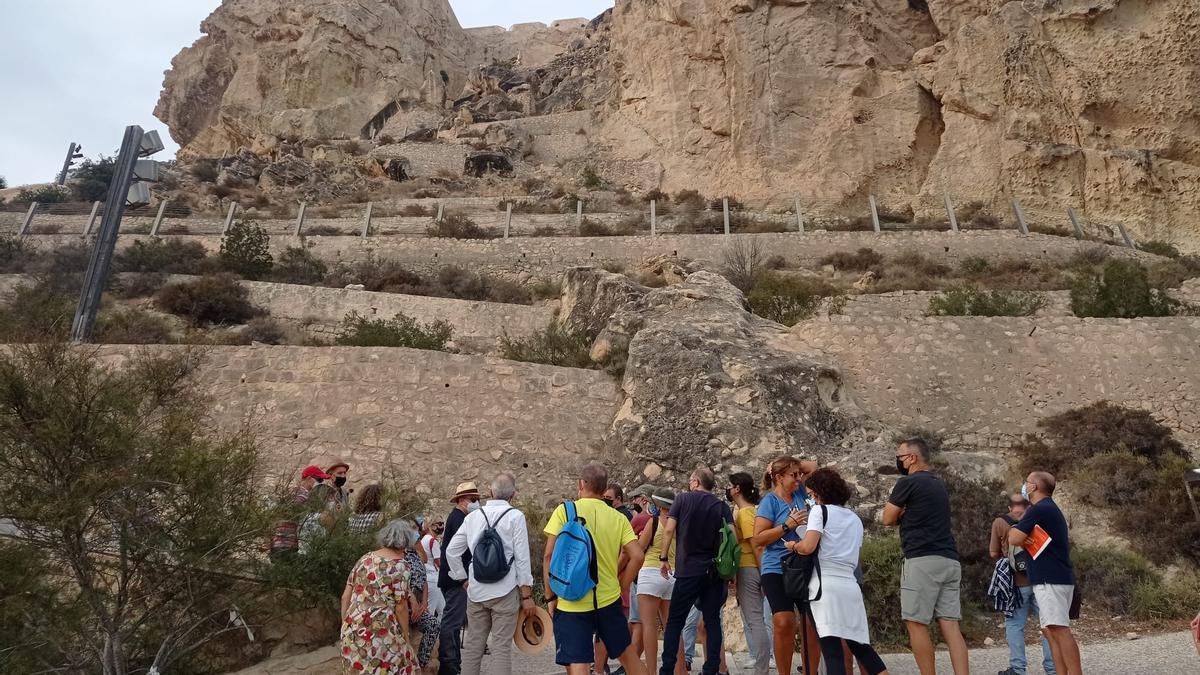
[[785, 317, 1200, 447], [94, 345, 621, 500]]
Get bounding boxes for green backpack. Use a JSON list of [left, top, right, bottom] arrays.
[[714, 521, 741, 581]]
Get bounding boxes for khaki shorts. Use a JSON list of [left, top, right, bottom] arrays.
[[901, 555, 962, 624], [1033, 584, 1074, 628]]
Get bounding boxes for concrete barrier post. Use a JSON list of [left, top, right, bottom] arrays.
[[293, 202, 307, 237], [17, 202, 37, 236], [1116, 222, 1136, 249], [1067, 208, 1084, 240], [650, 200, 657, 236], [869, 195, 881, 234], [576, 200, 583, 229], [223, 202, 238, 233], [1011, 199, 1029, 235], [85, 200, 102, 236], [504, 202, 512, 240], [362, 202, 373, 239], [436, 202, 444, 223], [944, 192, 959, 233], [723, 198, 731, 236], [149, 200, 167, 236], [795, 196, 804, 234]]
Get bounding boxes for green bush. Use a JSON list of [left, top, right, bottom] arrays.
[[500, 324, 593, 368], [437, 266, 533, 304], [1111, 454, 1200, 564], [1072, 545, 1159, 616], [578, 218, 634, 237], [0, 283, 74, 342], [859, 535, 907, 647], [1016, 401, 1185, 476], [959, 256, 991, 276], [0, 175, 6, 189], [819, 247, 884, 271], [1139, 240, 1181, 258], [111, 272, 165, 299], [115, 237, 209, 274], [272, 244, 328, 285], [335, 312, 452, 350], [219, 219, 273, 280], [242, 317, 287, 345], [425, 214, 496, 239], [746, 272, 836, 326], [0, 236, 32, 273], [927, 286, 1045, 316], [325, 254, 427, 294], [580, 166, 604, 190], [69, 156, 115, 202], [12, 185, 70, 204], [1070, 259, 1183, 317], [155, 274, 260, 325], [95, 308, 174, 345]]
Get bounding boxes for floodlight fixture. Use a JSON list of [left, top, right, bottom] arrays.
[[139, 130, 165, 156]]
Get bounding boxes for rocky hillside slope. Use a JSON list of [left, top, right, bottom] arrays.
[[156, 0, 1200, 243]]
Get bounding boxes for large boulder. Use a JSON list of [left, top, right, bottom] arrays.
[[566, 268, 864, 483]]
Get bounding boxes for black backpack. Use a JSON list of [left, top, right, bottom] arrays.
[[1002, 515, 1033, 574], [471, 507, 515, 583]]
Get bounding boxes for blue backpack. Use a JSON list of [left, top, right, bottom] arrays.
[[547, 501, 599, 607]]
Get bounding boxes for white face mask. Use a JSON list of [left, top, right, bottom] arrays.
[[467, 500, 482, 513]]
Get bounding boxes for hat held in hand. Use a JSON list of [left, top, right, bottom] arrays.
[[514, 605, 553, 654]]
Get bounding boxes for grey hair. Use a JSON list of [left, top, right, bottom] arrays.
[[377, 519, 421, 551], [491, 472, 517, 501]]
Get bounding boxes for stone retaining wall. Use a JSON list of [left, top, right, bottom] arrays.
[[94, 345, 621, 498], [831, 290, 1074, 320], [239, 281, 555, 351], [22, 231, 1153, 282], [782, 317, 1200, 445]]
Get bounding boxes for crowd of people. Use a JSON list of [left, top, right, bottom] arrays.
[[272, 439, 1086, 675]]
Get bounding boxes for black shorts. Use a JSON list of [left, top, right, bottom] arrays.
[[761, 572, 804, 615]]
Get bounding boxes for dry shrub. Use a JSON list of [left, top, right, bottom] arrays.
[[155, 274, 261, 326], [818, 248, 884, 271], [720, 237, 766, 292], [500, 324, 593, 369], [746, 272, 837, 326], [95, 308, 174, 345], [425, 214, 496, 239]]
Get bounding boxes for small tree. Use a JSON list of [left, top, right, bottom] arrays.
[[70, 156, 116, 202], [219, 219, 274, 279], [1070, 259, 1181, 317], [0, 344, 272, 675], [0, 175, 7, 189]]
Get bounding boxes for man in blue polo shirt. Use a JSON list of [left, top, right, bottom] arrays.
[[1009, 471, 1081, 675]]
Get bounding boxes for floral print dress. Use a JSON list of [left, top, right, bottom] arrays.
[[341, 553, 419, 674]]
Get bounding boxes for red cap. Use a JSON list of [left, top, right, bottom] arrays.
[[301, 465, 330, 480]]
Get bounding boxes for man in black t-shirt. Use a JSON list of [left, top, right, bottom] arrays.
[[437, 481, 481, 675], [882, 438, 969, 675], [657, 467, 733, 675], [1010, 471, 1081, 675]]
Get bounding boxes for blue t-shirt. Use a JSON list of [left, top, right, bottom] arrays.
[[755, 487, 808, 575], [1013, 497, 1076, 586]]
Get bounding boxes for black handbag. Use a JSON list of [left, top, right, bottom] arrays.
[[782, 504, 826, 604]]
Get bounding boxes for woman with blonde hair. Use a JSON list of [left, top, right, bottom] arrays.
[[340, 519, 421, 674], [751, 455, 821, 675]]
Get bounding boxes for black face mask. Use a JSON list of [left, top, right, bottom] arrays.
[[603, 497, 614, 507], [334, 476, 347, 487], [895, 457, 909, 476], [724, 488, 733, 502]]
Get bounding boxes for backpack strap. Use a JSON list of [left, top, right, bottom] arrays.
[[809, 504, 828, 603]]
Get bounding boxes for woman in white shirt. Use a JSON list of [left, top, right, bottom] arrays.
[[786, 468, 890, 675]]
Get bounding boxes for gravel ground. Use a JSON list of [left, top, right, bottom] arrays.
[[505, 630, 1197, 675]]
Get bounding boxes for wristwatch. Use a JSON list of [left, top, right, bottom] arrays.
[[781, 523, 791, 534], [659, 556, 669, 562]]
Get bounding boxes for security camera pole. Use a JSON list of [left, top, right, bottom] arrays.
[[57, 142, 84, 186], [70, 125, 164, 343]]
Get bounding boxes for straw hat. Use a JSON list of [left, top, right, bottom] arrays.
[[514, 605, 553, 654], [450, 481, 481, 503]]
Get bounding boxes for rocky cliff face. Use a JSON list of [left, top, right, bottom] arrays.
[[155, 0, 471, 159], [606, 0, 1199, 239]]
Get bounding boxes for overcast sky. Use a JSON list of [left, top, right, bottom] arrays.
[[0, 0, 613, 188]]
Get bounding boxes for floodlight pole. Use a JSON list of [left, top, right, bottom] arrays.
[[57, 142, 80, 186], [71, 126, 144, 343]]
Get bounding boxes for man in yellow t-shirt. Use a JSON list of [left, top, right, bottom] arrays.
[[543, 463, 648, 675]]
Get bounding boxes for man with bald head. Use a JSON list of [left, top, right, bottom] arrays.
[[1009, 471, 1081, 675]]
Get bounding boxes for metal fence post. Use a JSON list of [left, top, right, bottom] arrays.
[[504, 202, 512, 240], [223, 202, 238, 233], [1116, 222, 1136, 248], [1011, 199, 1029, 235], [17, 202, 38, 236], [576, 200, 583, 229], [293, 202, 307, 237], [1067, 208, 1084, 239], [650, 200, 657, 236], [150, 200, 167, 236], [723, 198, 731, 236], [362, 202, 373, 239], [944, 192, 959, 233], [869, 195, 881, 234], [795, 196, 804, 234], [85, 201, 102, 236], [436, 202, 444, 223]]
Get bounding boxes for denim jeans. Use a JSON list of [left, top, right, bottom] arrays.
[[1007, 585, 1056, 674]]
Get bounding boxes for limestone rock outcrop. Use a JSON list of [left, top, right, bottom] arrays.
[[563, 268, 863, 483], [156, 0, 471, 159]]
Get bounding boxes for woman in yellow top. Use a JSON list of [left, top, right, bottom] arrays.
[[728, 471, 771, 675], [635, 488, 686, 675]]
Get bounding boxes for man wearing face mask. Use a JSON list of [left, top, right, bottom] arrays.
[[438, 481, 482, 675], [882, 438, 969, 675], [327, 460, 351, 509]]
